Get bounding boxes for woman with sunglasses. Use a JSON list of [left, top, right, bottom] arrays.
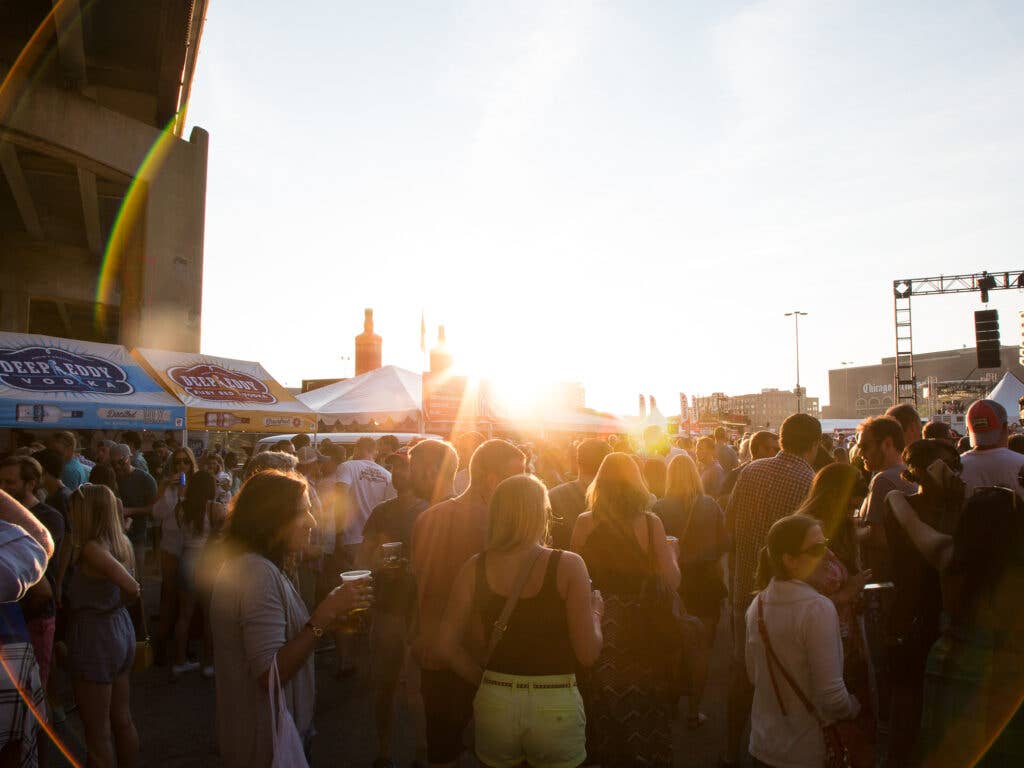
[[747, 515, 859, 768], [151, 447, 198, 665], [793, 463, 875, 768]]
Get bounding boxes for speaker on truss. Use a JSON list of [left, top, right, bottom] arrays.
[[975, 309, 1001, 369]]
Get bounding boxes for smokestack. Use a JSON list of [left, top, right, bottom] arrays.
[[354, 308, 382, 376], [430, 325, 453, 373]]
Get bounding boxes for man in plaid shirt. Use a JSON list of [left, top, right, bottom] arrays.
[[721, 413, 821, 767]]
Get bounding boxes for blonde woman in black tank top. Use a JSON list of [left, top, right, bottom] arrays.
[[440, 474, 603, 768]]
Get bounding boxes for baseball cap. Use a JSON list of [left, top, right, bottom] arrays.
[[966, 399, 1008, 448], [296, 446, 319, 466], [109, 443, 131, 462]]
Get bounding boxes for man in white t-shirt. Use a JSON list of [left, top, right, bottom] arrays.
[[960, 399, 1024, 497], [332, 436, 394, 675], [335, 437, 395, 551]]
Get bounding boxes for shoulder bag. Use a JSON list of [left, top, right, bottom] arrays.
[[480, 549, 545, 670], [638, 515, 704, 695], [268, 654, 309, 768], [756, 596, 851, 768]]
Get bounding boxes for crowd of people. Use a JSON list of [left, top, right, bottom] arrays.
[[0, 397, 1023, 767]]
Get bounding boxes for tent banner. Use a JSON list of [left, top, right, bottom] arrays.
[[134, 349, 316, 433], [0, 333, 185, 430], [422, 372, 496, 424]]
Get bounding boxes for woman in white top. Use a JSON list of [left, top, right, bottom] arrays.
[[746, 515, 860, 768]]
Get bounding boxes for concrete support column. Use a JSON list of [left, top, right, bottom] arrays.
[[129, 125, 207, 352]]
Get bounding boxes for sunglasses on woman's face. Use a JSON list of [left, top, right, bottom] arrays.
[[799, 540, 829, 558], [173, 457, 190, 465]]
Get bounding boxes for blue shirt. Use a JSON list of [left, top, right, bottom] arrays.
[[61, 458, 91, 490]]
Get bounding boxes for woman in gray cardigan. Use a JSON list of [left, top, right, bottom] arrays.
[[210, 470, 372, 767]]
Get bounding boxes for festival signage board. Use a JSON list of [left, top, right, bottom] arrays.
[[422, 372, 496, 426], [0, 332, 185, 430], [133, 349, 316, 433]]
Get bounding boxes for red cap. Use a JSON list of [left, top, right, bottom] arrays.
[[966, 399, 1007, 448]]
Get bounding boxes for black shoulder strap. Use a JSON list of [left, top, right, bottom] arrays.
[[483, 549, 543, 669], [543, 549, 562, 591], [678, 497, 698, 550], [756, 596, 821, 723], [645, 513, 658, 574]]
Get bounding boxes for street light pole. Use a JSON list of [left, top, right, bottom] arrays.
[[841, 361, 853, 419], [785, 311, 808, 414]]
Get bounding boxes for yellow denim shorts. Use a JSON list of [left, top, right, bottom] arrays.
[[473, 670, 586, 768]]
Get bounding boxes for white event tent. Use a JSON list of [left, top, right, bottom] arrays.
[[297, 366, 423, 431], [987, 371, 1024, 419]]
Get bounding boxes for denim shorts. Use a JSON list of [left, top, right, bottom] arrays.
[[474, 670, 586, 768]]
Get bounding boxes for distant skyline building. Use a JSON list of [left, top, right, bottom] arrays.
[[824, 345, 1024, 419], [694, 388, 821, 429]]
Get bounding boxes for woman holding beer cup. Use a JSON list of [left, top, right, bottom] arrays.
[[210, 470, 373, 767]]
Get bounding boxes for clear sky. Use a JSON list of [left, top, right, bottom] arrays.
[[188, 0, 1024, 415]]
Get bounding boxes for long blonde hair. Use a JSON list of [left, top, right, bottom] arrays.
[[587, 452, 650, 534], [488, 474, 549, 551], [665, 454, 704, 508], [69, 484, 135, 574]]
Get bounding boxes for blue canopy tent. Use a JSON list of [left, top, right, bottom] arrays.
[[0, 332, 185, 431]]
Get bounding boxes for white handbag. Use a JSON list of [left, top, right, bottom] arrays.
[[268, 655, 309, 768]]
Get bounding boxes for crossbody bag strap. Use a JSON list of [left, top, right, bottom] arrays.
[[483, 549, 544, 669], [757, 596, 821, 723], [646, 513, 657, 574], [677, 497, 698, 553]]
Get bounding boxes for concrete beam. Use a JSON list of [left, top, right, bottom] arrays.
[[0, 142, 43, 239], [76, 166, 102, 254], [0, 81, 165, 181], [51, 0, 89, 88], [155, 0, 192, 127]]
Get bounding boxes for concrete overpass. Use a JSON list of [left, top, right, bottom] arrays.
[[0, 0, 209, 352]]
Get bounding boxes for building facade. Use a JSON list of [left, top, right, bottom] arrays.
[[823, 345, 1024, 419], [694, 388, 820, 429], [1, 2, 209, 352]]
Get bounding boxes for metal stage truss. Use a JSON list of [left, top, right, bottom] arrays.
[[892, 270, 1024, 407]]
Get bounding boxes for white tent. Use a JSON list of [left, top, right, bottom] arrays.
[[297, 366, 423, 430], [987, 372, 1024, 419], [523, 409, 624, 434]]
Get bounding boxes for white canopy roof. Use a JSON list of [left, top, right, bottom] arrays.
[[297, 366, 422, 425], [521, 409, 624, 434], [988, 371, 1024, 418], [820, 418, 864, 433]]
